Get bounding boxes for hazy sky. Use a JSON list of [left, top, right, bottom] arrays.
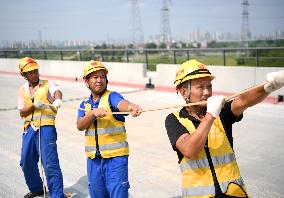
[[0, 0, 283, 42]]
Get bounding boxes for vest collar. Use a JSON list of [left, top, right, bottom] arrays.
[[23, 79, 43, 97], [87, 90, 107, 109], [179, 107, 200, 123]]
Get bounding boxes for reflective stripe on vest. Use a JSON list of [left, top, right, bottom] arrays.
[[85, 126, 126, 136], [84, 90, 129, 159], [85, 141, 129, 152], [21, 80, 56, 129], [24, 114, 56, 122], [180, 152, 236, 171], [173, 112, 247, 198], [182, 178, 245, 197]]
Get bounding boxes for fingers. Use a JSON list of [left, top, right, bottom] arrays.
[[129, 104, 142, 117], [206, 95, 225, 118], [92, 108, 108, 118], [33, 101, 47, 110], [52, 99, 63, 108], [264, 70, 284, 93]]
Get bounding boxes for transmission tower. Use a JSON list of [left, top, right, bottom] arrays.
[[130, 0, 144, 46], [241, 0, 251, 47], [160, 0, 171, 45]]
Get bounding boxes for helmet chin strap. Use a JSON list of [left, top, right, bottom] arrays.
[[185, 80, 191, 103]]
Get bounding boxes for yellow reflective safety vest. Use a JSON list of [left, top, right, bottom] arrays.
[[84, 90, 129, 159], [21, 80, 56, 130], [173, 112, 248, 198]]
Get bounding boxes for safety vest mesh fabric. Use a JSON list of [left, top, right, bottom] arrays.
[[173, 112, 247, 198], [22, 80, 56, 130], [84, 90, 129, 159]]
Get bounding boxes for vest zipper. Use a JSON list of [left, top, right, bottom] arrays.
[[31, 98, 35, 121]]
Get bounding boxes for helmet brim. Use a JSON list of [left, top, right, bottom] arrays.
[[83, 68, 108, 79], [21, 65, 39, 74], [175, 74, 215, 87]]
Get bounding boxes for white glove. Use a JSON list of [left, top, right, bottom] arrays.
[[52, 99, 63, 108], [264, 70, 284, 93], [206, 95, 226, 118], [33, 101, 48, 110]]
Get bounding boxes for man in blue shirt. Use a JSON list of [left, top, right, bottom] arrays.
[[77, 60, 142, 198]]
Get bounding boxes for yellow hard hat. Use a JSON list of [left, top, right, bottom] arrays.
[[18, 57, 39, 74], [174, 59, 215, 87], [83, 60, 108, 79]]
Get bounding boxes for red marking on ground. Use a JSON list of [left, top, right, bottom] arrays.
[[0, 71, 278, 104]]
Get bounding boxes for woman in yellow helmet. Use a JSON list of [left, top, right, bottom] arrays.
[[165, 59, 284, 198], [77, 60, 142, 198], [17, 57, 65, 198]]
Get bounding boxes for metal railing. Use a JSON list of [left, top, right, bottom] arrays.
[[1, 47, 284, 70]]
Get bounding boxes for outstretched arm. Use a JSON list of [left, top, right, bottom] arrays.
[[232, 70, 284, 116], [117, 99, 142, 117]]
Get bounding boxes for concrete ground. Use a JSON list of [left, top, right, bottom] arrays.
[[0, 74, 284, 198]]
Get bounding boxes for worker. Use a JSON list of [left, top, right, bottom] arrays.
[[18, 57, 65, 198], [77, 60, 142, 198], [165, 59, 284, 198]]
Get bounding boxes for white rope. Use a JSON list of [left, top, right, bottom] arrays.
[[38, 110, 46, 198], [44, 81, 268, 115]]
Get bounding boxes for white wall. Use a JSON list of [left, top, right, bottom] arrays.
[[0, 58, 147, 84], [156, 63, 284, 97]]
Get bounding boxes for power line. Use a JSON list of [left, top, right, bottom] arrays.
[[160, 0, 171, 45], [241, 0, 251, 47], [129, 0, 144, 46]]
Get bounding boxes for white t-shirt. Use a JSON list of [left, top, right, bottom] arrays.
[[18, 79, 60, 110]]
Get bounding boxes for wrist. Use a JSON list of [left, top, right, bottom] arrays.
[[127, 103, 134, 112], [263, 82, 273, 94], [206, 112, 217, 119]]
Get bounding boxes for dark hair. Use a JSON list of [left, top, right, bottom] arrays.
[[176, 80, 189, 89]]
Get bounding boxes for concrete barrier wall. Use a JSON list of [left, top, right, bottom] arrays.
[[0, 58, 147, 84], [0, 58, 283, 97], [156, 63, 284, 97]]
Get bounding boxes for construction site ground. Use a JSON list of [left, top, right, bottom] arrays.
[[0, 74, 284, 198]]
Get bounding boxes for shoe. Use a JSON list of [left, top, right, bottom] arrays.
[[24, 191, 44, 198]]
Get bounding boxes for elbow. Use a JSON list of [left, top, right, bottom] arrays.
[[19, 111, 27, 118], [182, 148, 200, 159], [76, 125, 85, 131], [76, 119, 84, 131]]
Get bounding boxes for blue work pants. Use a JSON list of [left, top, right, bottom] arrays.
[[20, 125, 64, 198], [87, 155, 130, 198]]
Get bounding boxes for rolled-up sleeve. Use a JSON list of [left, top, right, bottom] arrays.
[[48, 80, 60, 96]]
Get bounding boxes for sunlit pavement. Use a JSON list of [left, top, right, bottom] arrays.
[[0, 74, 284, 198]]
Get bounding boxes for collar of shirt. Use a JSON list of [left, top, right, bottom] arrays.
[[23, 79, 43, 97], [179, 107, 200, 122], [87, 94, 101, 109]]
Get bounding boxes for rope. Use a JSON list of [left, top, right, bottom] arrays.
[[38, 110, 47, 198], [0, 82, 268, 113], [0, 88, 145, 112], [60, 81, 269, 114]]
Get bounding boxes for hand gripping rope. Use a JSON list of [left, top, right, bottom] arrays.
[[58, 81, 269, 114], [0, 81, 270, 114]]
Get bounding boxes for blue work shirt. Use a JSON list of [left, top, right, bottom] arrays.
[[77, 91, 127, 122]]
